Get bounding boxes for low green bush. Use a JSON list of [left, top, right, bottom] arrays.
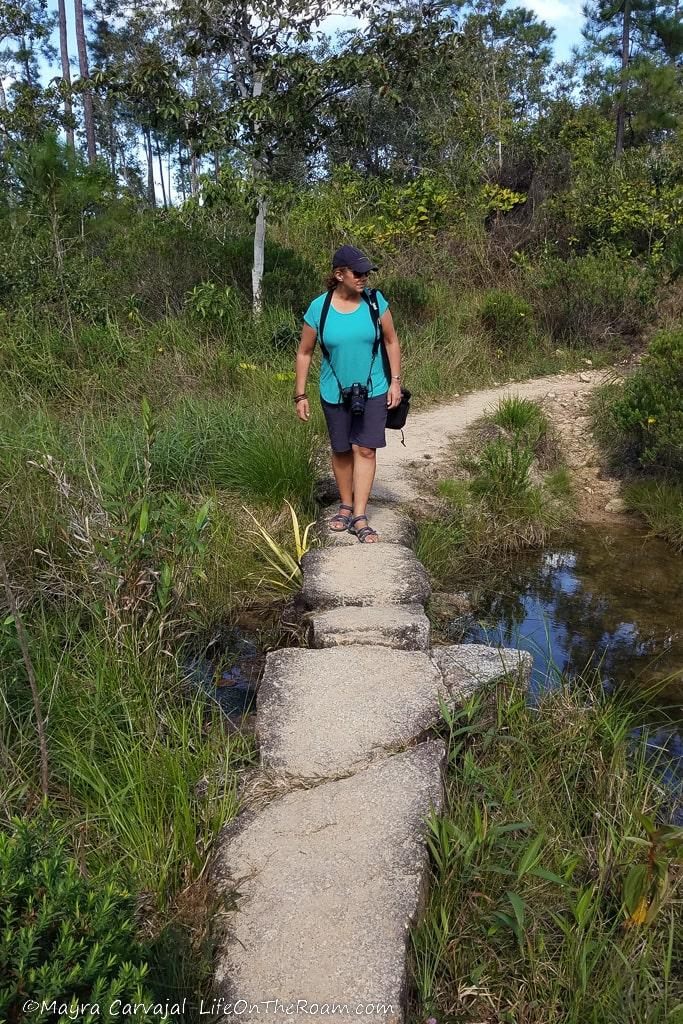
[[606, 329, 683, 471], [1, 817, 158, 1024], [221, 237, 316, 313], [470, 438, 535, 504], [379, 275, 430, 317], [480, 289, 534, 351], [530, 247, 655, 347]]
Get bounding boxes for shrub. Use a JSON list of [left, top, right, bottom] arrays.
[[379, 275, 430, 317], [530, 247, 655, 347], [0, 817, 158, 1024], [470, 437, 534, 504], [606, 329, 683, 471], [221, 237, 316, 313], [480, 289, 534, 350], [185, 281, 241, 328]]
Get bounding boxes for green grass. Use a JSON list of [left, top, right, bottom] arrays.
[[624, 479, 683, 552], [1, 617, 255, 908], [409, 678, 683, 1023]]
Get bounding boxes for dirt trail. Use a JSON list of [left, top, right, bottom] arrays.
[[376, 368, 630, 525]]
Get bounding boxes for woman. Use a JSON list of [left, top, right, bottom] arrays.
[[294, 244, 402, 543]]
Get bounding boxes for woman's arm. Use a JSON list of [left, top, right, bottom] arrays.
[[381, 308, 402, 409], [294, 322, 317, 421]]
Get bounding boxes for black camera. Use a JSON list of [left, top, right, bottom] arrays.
[[341, 381, 368, 416]]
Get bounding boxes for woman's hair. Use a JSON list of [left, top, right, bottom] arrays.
[[323, 267, 346, 291]]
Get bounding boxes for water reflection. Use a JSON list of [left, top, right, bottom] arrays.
[[463, 526, 683, 706], [457, 524, 683, 822]]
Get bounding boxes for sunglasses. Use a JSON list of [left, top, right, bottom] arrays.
[[351, 269, 370, 278]]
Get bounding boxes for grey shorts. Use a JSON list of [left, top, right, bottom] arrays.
[[321, 392, 388, 453]]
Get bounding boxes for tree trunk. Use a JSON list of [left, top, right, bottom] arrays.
[[144, 128, 156, 207], [155, 133, 167, 208], [57, 0, 75, 150], [190, 151, 198, 196], [213, 151, 220, 181], [615, 0, 631, 158], [74, 0, 96, 162], [178, 141, 187, 202], [0, 76, 6, 109], [252, 193, 267, 314], [21, 37, 33, 86], [108, 115, 117, 175], [251, 70, 266, 314]]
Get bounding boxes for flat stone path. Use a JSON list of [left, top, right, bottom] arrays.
[[213, 742, 445, 1020], [301, 545, 430, 609], [212, 381, 547, 1019], [311, 604, 431, 651]]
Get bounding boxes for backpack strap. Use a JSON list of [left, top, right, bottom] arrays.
[[360, 288, 389, 394], [317, 288, 344, 403]]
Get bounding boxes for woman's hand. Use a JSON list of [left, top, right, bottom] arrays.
[[387, 381, 402, 410], [295, 397, 310, 422]]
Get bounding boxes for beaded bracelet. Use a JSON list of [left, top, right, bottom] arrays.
[[294, 394, 307, 404]]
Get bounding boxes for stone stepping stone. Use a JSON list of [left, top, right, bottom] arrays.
[[432, 643, 533, 699], [213, 741, 445, 1017], [258, 646, 444, 780], [301, 545, 430, 610], [311, 604, 430, 651], [319, 503, 416, 547]]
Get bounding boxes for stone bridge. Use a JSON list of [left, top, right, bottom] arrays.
[[211, 492, 531, 1020]]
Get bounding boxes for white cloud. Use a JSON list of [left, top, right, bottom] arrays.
[[522, 0, 583, 22]]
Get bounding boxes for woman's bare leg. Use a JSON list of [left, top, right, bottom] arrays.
[[330, 449, 354, 507], [351, 445, 379, 541]]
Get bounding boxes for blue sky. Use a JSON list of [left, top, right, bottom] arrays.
[[323, 3, 586, 62]]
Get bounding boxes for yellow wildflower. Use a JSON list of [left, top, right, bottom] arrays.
[[238, 362, 258, 371], [623, 896, 649, 929], [647, 416, 656, 425]]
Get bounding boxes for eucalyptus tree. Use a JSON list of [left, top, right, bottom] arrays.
[[173, 0, 368, 311]]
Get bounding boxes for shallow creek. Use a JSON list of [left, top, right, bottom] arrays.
[[447, 522, 683, 819]]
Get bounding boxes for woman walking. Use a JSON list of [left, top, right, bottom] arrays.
[[294, 245, 403, 543]]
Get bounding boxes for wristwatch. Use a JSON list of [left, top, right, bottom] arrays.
[[392, 374, 401, 380]]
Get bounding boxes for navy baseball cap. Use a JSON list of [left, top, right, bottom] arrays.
[[332, 244, 378, 273]]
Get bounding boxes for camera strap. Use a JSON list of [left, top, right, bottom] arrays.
[[318, 288, 384, 403]]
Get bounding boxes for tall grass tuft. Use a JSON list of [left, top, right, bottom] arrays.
[[410, 678, 683, 1023], [492, 395, 549, 450], [624, 480, 683, 552], [150, 396, 318, 508]]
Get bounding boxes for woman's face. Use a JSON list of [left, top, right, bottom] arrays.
[[336, 267, 370, 293]]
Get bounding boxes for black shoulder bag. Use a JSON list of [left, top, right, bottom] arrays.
[[361, 289, 411, 441]]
